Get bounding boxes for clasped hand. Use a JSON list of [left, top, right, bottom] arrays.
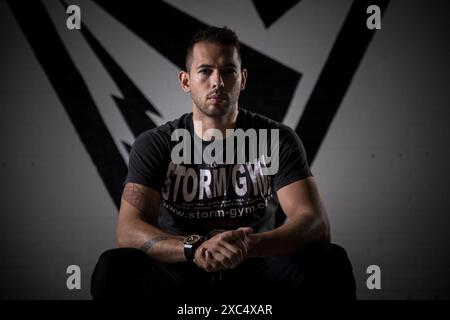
[[193, 227, 253, 272]]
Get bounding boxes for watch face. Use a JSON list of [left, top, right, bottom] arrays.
[[185, 234, 202, 245]]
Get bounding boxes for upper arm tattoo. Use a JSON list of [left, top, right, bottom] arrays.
[[122, 183, 157, 222]]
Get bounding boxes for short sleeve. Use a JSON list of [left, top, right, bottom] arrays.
[[123, 130, 170, 191], [271, 125, 313, 192]]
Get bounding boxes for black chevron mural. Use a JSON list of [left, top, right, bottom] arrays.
[[7, 0, 390, 213]]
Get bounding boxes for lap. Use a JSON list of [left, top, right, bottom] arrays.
[[91, 243, 355, 299]]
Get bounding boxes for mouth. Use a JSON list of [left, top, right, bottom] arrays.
[[208, 95, 227, 103]]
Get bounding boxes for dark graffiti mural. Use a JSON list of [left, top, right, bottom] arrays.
[[8, 0, 389, 211]]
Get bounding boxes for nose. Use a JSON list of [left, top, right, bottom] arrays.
[[211, 70, 224, 89]]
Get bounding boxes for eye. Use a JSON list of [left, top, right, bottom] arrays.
[[222, 68, 236, 75], [199, 69, 211, 75]]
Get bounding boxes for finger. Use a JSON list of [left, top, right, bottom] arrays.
[[205, 238, 239, 260], [194, 256, 209, 271], [221, 229, 246, 242], [208, 249, 233, 269], [194, 247, 206, 263], [194, 247, 212, 270], [217, 232, 247, 258], [207, 249, 234, 269], [193, 257, 203, 269], [223, 237, 247, 256], [204, 250, 224, 272], [217, 242, 244, 266], [203, 239, 242, 269], [198, 246, 207, 257], [219, 240, 245, 263]]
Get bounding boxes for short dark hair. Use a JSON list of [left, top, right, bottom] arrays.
[[185, 26, 242, 72]]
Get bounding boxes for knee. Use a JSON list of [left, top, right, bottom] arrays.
[[295, 243, 356, 299], [98, 247, 148, 263], [94, 248, 149, 274], [91, 248, 151, 287], [90, 248, 151, 299], [295, 242, 353, 271]]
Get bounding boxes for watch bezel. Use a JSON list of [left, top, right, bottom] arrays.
[[184, 234, 202, 246]]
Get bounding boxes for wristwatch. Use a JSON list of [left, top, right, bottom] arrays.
[[205, 229, 226, 240], [183, 234, 204, 261]]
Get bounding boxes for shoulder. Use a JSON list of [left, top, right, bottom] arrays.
[[239, 108, 278, 128], [239, 108, 297, 138], [134, 113, 191, 147]]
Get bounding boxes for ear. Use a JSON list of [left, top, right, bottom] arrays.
[[179, 70, 190, 93], [240, 68, 248, 91]]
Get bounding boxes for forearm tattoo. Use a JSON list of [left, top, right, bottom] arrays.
[[140, 236, 172, 254]]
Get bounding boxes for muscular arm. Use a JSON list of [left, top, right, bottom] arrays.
[[117, 183, 186, 263], [247, 176, 331, 258]]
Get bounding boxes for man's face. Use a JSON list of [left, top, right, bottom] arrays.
[[179, 41, 247, 118]]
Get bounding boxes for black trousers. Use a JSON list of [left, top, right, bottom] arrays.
[[91, 242, 356, 300]]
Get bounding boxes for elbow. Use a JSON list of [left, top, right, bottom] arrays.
[[116, 234, 126, 248], [319, 218, 331, 243], [116, 223, 129, 248], [117, 236, 127, 248], [296, 211, 331, 243], [313, 216, 331, 243]]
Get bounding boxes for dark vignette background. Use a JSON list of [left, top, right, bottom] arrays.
[[1, 0, 449, 299]]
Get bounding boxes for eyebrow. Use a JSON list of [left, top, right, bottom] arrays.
[[196, 63, 237, 70]]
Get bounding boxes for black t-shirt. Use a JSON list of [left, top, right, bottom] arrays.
[[124, 108, 313, 236]]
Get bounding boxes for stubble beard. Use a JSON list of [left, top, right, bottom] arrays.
[[194, 98, 235, 119]]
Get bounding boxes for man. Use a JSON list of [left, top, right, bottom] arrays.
[[91, 26, 356, 300]]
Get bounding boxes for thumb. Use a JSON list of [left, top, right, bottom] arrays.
[[238, 227, 253, 235]]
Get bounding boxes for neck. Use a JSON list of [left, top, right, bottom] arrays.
[[192, 106, 239, 141]]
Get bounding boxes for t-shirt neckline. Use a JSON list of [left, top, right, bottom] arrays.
[[187, 108, 243, 144]]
